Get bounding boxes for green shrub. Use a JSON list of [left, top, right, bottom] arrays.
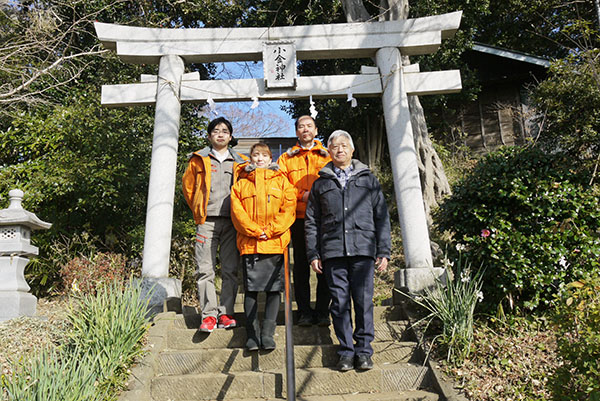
[[1, 279, 151, 400], [435, 146, 600, 311], [552, 277, 600, 401], [26, 232, 119, 297], [60, 252, 128, 296]]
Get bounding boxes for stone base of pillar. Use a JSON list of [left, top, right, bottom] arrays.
[[136, 277, 182, 317], [393, 267, 447, 302], [0, 291, 37, 322]]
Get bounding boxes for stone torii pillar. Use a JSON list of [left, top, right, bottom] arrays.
[[140, 55, 185, 309], [94, 11, 462, 306], [376, 47, 435, 290]]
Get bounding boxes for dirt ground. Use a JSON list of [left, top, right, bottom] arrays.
[[0, 298, 70, 378]]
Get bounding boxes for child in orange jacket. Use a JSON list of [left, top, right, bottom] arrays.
[[231, 142, 296, 350]]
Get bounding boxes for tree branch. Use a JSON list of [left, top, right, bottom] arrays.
[[0, 48, 108, 103]]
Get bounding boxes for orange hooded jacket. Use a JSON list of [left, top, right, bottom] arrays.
[[277, 139, 331, 218], [230, 164, 296, 255], [182, 147, 249, 225]]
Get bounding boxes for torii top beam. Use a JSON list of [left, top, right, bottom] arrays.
[[94, 11, 462, 64]]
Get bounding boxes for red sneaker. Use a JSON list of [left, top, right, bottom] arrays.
[[217, 314, 237, 329], [199, 316, 217, 332]]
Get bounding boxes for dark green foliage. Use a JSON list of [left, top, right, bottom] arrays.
[[468, 0, 590, 58], [167, 220, 198, 301], [533, 41, 600, 163], [0, 0, 217, 295], [435, 146, 600, 311], [410, 0, 490, 124], [0, 92, 153, 232], [412, 0, 598, 142], [552, 278, 600, 401]]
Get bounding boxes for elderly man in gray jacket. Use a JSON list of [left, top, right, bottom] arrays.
[[305, 130, 391, 372]]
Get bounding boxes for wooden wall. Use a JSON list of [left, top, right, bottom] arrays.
[[461, 83, 526, 154]]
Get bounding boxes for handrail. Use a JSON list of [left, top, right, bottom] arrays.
[[283, 248, 296, 400]]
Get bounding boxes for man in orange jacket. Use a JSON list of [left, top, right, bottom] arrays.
[[182, 117, 248, 333], [277, 115, 332, 326]]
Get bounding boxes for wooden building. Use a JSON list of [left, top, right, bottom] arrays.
[[460, 43, 550, 154], [234, 136, 298, 160]]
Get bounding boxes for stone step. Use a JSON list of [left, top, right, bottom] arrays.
[[224, 390, 439, 401], [166, 321, 413, 350], [178, 305, 406, 329], [230, 271, 330, 302], [157, 341, 420, 375], [151, 364, 431, 400]]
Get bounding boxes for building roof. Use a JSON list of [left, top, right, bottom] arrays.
[[472, 43, 551, 68]]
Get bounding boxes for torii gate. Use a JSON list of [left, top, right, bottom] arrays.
[[94, 11, 462, 307]]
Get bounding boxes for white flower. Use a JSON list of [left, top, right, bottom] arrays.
[[476, 291, 484, 302], [442, 256, 454, 268], [71, 279, 81, 293], [559, 256, 569, 268], [460, 271, 470, 283], [456, 243, 466, 252]]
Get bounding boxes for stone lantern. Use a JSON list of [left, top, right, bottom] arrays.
[[0, 189, 51, 321]]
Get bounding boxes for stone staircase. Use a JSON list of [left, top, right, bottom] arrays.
[[121, 296, 446, 401]]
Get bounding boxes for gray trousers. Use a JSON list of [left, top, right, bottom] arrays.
[[195, 217, 239, 319]]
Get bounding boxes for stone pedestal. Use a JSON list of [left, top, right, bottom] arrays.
[[0, 256, 37, 321], [393, 267, 446, 301], [136, 277, 182, 317], [0, 292, 37, 322]]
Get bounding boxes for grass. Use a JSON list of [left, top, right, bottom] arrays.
[[398, 253, 484, 364], [1, 280, 151, 401]]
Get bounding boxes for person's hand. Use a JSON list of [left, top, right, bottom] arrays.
[[375, 257, 388, 272], [301, 191, 310, 203], [259, 231, 268, 240], [310, 259, 322, 274]]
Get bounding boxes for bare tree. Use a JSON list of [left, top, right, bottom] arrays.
[[341, 0, 451, 222], [199, 104, 291, 138], [0, 1, 109, 112]]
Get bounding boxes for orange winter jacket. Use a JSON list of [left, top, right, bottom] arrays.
[[277, 139, 331, 218], [230, 164, 296, 255], [182, 147, 249, 225]]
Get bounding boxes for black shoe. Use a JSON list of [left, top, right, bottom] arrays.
[[336, 355, 354, 372], [245, 336, 259, 351], [297, 313, 313, 327], [245, 318, 260, 351], [315, 315, 331, 327], [260, 319, 277, 350], [355, 354, 373, 370]]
